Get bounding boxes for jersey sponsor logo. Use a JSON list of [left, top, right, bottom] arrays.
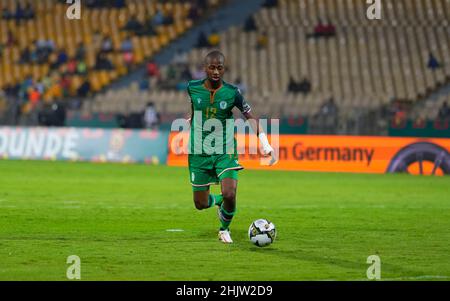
[[219, 101, 228, 110], [196, 98, 202, 104]]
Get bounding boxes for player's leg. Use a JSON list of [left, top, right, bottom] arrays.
[[189, 155, 223, 210], [215, 152, 243, 227], [218, 173, 238, 231], [192, 185, 224, 210], [192, 187, 210, 210], [215, 152, 243, 243], [219, 176, 237, 229]]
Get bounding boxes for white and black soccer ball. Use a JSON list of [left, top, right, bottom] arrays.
[[248, 219, 276, 247]]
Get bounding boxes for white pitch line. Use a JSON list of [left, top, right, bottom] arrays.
[[381, 275, 450, 281], [166, 229, 185, 232], [328, 275, 450, 281]]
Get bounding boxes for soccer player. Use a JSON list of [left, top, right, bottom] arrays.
[[186, 50, 274, 243]]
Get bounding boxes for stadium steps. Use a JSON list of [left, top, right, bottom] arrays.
[[412, 79, 450, 119]]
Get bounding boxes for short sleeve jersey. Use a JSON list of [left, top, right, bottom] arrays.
[[187, 79, 252, 155]]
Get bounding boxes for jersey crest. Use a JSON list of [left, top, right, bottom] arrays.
[[219, 101, 228, 110]]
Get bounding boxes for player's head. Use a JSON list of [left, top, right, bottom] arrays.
[[204, 50, 225, 82]]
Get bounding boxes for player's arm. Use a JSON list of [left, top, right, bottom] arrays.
[[242, 110, 274, 157], [235, 90, 274, 156], [188, 102, 193, 126], [187, 84, 193, 126]]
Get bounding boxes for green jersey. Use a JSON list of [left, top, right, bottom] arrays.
[[187, 79, 251, 155]]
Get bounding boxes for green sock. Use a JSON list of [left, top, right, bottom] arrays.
[[218, 203, 236, 231], [208, 194, 223, 208]]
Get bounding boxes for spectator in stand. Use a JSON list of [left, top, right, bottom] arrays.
[[298, 77, 311, 95], [319, 97, 338, 116], [67, 57, 78, 74], [19, 75, 34, 100], [35, 80, 45, 96], [77, 60, 88, 75], [141, 17, 157, 36], [77, 77, 91, 98], [413, 114, 426, 128], [244, 15, 257, 32], [101, 36, 113, 53], [188, 4, 200, 20], [288, 76, 299, 93], [196, 0, 208, 10], [123, 14, 143, 33], [389, 100, 407, 125], [313, 19, 326, 38], [146, 60, 160, 78], [256, 31, 268, 50], [316, 97, 339, 133], [29, 87, 41, 108], [7, 30, 16, 46], [28, 45, 38, 63], [263, 0, 278, 8], [95, 52, 114, 70], [56, 48, 69, 67], [113, 0, 126, 8], [2, 8, 13, 20], [14, 3, 25, 22], [437, 101, 450, 120], [180, 65, 192, 82], [23, 3, 35, 20], [121, 35, 134, 53], [323, 19, 336, 37], [60, 75, 72, 97], [35, 39, 55, 58], [163, 13, 174, 26], [92, 30, 103, 50], [166, 64, 177, 81], [173, 49, 188, 67], [19, 47, 31, 64], [139, 78, 150, 91], [152, 9, 164, 27], [196, 31, 209, 48], [207, 30, 221, 47], [143, 102, 160, 129], [75, 42, 86, 60], [308, 19, 336, 39], [123, 51, 134, 69], [427, 52, 441, 70]]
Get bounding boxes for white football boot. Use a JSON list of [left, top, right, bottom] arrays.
[[218, 229, 233, 244]]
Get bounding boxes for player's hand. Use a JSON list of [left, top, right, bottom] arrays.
[[261, 145, 277, 166], [258, 133, 276, 165], [261, 144, 274, 157]]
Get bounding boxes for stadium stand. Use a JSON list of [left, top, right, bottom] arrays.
[[78, 0, 449, 135], [1, 0, 449, 135], [0, 0, 223, 124]]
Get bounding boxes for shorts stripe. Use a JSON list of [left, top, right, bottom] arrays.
[[191, 182, 219, 187], [217, 166, 244, 178]]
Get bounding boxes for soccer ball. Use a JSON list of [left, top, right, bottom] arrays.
[[248, 219, 276, 247]]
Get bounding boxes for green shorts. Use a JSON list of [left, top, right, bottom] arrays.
[[189, 153, 244, 191]]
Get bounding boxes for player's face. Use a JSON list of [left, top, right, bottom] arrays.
[[205, 58, 225, 82]]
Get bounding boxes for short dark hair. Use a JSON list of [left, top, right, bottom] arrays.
[[204, 50, 225, 65]]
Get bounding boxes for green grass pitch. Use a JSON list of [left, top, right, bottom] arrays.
[[0, 160, 449, 281]]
